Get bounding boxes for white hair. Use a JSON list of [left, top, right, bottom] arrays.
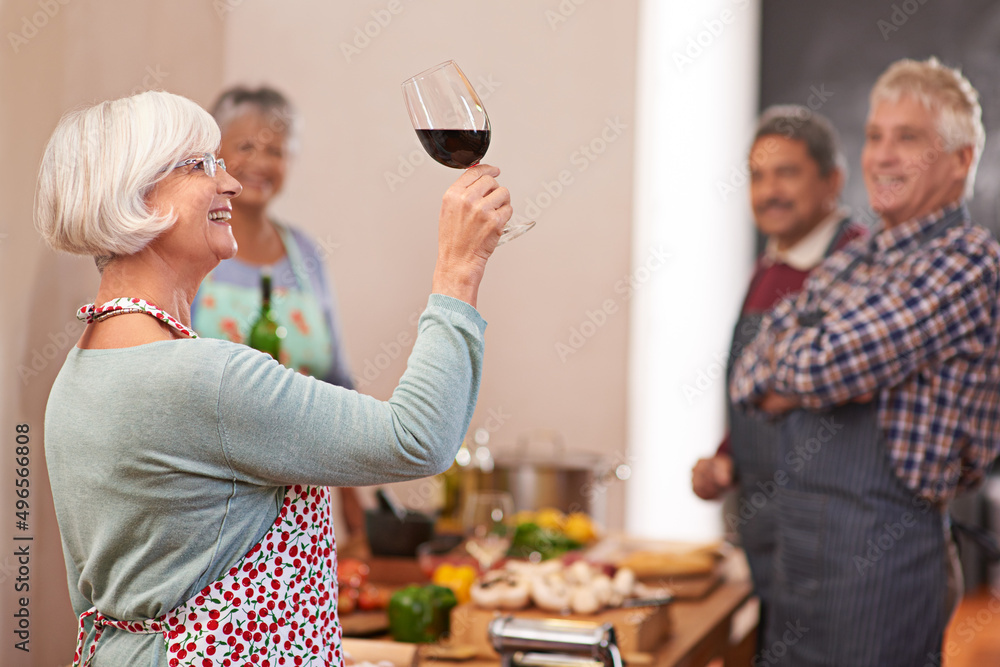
[[34, 90, 221, 267], [870, 57, 985, 199]]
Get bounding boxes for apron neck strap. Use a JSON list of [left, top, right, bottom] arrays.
[[274, 222, 313, 294]]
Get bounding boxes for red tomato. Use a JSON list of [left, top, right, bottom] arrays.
[[357, 585, 390, 611], [338, 592, 356, 615], [337, 559, 370, 589]]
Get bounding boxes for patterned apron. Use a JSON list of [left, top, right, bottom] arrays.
[[193, 223, 334, 379], [726, 218, 855, 629], [73, 485, 342, 667]]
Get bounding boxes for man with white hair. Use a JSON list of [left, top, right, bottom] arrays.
[[731, 58, 1000, 665]]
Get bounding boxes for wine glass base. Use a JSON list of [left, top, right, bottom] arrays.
[[497, 220, 536, 246]]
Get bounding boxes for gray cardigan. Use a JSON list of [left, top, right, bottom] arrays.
[[45, 294, 485, 665]]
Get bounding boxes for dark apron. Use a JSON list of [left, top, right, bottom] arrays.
[[759, 209, 967, 666], [767, 401, 948, 666], [727, 310, 779, 611], [726, 218, 855, 617]]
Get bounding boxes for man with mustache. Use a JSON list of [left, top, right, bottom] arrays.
[[730, 58, 1000, 665], [691, 105, 864, 641]]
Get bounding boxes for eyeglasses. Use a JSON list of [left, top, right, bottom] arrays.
[[172, 153, 227, 178]]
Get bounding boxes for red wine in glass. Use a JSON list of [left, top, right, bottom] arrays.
[[416, 129, 491, 169], [402, 61, 534, 245]]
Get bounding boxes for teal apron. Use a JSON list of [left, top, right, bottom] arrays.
[[193, 223, 334, 379]]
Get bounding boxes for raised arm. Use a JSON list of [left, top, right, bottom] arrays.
[[217, 164, 512, 487]]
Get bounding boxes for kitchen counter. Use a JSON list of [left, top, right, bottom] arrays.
[[655, 577, 755, 667], [345, 544, 758, 667], [405, 577, 755, 667]]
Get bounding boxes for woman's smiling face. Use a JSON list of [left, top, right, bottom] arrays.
[[145, 152, 243, 269], [218, 112, 290, 211]]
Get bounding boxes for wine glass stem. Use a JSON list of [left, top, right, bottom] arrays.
[[497, 220, 536, 246]]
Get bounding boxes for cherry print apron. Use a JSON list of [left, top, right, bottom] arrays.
[[73, 485, 342, 667]]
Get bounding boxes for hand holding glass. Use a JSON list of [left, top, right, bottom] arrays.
[[462, 491, 515, 571], [402, 60, 534, 245]]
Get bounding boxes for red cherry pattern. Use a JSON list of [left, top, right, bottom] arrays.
[[71, 485, 340, 667]]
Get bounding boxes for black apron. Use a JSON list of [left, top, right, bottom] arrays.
[[762, 208, 967, 665], [726, 218, 855, 617], [767, 402, 948, 666]]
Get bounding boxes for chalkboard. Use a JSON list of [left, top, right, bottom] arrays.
[[761, 0, 1000, 235]]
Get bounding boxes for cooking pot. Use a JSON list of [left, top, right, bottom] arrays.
[[487, 430, 616, 522]]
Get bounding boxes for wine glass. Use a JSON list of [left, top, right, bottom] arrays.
[[462, 491, 515, 572], [402, 60, 535, 245]]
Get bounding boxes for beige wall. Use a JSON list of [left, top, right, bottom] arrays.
[[1, 1, 637, 664], [1, 1, 226, 664], [219, 1, 638, 526]]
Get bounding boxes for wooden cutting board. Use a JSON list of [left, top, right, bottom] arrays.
[[341, 610, 390, 637], [584, 535, 726, 600], [449, 601, 671, 659], [657, 569, 722, 600], [342, 638, 415, 666]]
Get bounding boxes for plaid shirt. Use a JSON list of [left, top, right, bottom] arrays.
[[731, 202, 1000, 503]]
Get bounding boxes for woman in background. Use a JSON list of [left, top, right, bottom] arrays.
[[191, 86, 364, 539], [192, 86, 352, 386]]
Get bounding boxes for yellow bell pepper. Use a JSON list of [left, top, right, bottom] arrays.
[[563, 512, 597, 544], [534, 507, 566, 531], [431, 563, 477, 604]]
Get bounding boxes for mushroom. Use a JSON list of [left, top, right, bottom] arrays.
[[590, 574, 613, 607], [612, 567, 635, 598], [497, 576, 531, 609], [530, 571, 572, 612], [570, 585, 601, 615], [564, 560, 595, 586], [471, 570, 530, 610]]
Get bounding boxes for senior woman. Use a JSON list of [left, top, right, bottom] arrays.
[[37, 90, 510, 666], [191, 86, 352, 385], [191, 85, 364, 543]]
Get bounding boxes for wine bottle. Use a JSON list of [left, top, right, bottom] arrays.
[[248, 271, 285, 360]]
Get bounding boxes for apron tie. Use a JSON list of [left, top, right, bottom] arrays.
[[73, 606, 169, 667]]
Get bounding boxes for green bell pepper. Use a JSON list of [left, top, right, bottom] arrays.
[[387, 584, 458, 643]]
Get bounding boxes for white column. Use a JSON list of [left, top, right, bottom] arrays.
[[627, 0, 760, 541]]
